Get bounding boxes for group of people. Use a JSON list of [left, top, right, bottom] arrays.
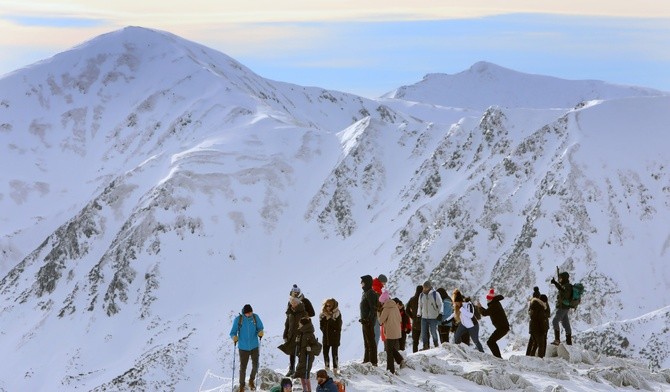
[[228, 271, 576, 391]]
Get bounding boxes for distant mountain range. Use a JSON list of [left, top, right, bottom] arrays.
[[1, 26, 669, 391]]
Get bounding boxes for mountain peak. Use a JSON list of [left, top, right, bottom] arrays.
[[386, 61, 666, 109]]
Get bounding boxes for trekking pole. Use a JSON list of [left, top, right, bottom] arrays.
[[231, 341, 237, 392], [255, 336, 262, 391]]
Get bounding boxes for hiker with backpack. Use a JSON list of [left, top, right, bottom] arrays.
[[476, 288, 510, 358], [405, 285, 423, 352], [551, 270, 573, 345], [281, 284, 314, 376], [229, 304, 264, 392], [417, 280, 443, 350], [378, 290, 405, 374], [295, 317, 321, 392], [319, 298, 342, 375], [446, 293, 484, 353], [359, 275, 379, 366]]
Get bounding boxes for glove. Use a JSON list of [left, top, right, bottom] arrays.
[[359, 318, 369, 325], [258, 331, 264, 338], [306, 346, 311, 352], [232, 336, 238, 343], [551, 278, 557, 285]]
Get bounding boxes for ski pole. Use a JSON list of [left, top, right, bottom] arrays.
[[231, 341, 237, 392], [255, 336, 262, 391]]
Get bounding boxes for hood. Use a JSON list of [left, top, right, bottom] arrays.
[[361, 275, 373, 291]]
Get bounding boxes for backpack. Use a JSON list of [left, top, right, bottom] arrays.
[[303, 297, 316, 317], [237, 313, 259, 334], [333, 379, 346, 392], [310, 337, 323, 356], [570, 283, 584, 309]]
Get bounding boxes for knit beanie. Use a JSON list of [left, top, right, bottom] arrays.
[[486, 288, 495, 302], [242, 304, 253, 313], [378, 274, 388, 283], [379, 290, 390, 303], [290, 284, 301, 296]]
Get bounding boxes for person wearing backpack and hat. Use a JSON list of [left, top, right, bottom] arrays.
[[550, 271, 573, 345], [476, 288, 510, 358], [230, 304, 264, 391], [417, 280, 443, 350]]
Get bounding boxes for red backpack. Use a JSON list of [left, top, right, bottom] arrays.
[[333, 380, 345, 392]]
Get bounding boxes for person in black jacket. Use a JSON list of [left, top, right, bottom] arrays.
[[405, 285, 424, 353], [476, 288, 510, 358], [319, 298, 342, 375], [526, 287, 551, 357], [359, 275, 378, 366], [551, 271, 573, 345]]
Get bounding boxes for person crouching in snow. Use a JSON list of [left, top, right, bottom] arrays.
[[476, 288, 510, 358], [378, 290, 405, 374], [315, 369, 339, 392]]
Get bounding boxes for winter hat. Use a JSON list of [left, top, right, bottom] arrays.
[[559, 271, 570, 280], [532, 286, 541, 298], [242, 304, 253, 313], [361, 275, 373, 287], [379, 290, 390, 303], [378, 274, 388, 283], [486, 288, 495, 302], [539, 294, 548, 303], [290, 284, 301, 296], [423, 280, 432, 289], [281, 378, 292, 387]]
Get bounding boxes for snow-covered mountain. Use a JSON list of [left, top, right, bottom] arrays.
[[1, 26, 669, 391]]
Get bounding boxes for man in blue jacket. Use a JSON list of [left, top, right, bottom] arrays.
[[230, 304, 264, 391]]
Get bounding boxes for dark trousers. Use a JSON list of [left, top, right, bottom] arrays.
[[238, 348, 259, 386], [438, 324, 451, 344], [526, 331, 547, 358], [411, 327, 421, 353], [486, 326, 509, 358], [323, 344, 339, 369], [385, 338, 404, 374], [362, 322, 378, 365]]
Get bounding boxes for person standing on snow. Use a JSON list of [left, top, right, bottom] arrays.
[[476, 288, 510, 358], [230, 304, 264, 391], [436, 287, 453, 344], [295, 317, 320, 392], [551, 271, 573, 345], [446, 295, 484, 353], [378, 290, 405, 374], [372, 274, 387, 346], [319, 298, 342, 375], [405, 285, 424, 353], [281, 294, 308, 377], [359, 275, 378, 366], [526, 287, 550, 357], [417, 280, 442, 350]]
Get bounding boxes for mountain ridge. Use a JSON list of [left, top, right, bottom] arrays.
[[1, 26, 669, 391]]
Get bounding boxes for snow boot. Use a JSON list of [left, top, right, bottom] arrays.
[[550, 330, 560, 346], [566, 334, 572, 345]]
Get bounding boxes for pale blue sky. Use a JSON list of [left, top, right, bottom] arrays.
[[1, 2, 669, 98]]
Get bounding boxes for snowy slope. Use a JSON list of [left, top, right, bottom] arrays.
[[1, 27, 669, 391]]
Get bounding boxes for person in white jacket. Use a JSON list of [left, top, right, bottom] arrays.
[[417, 281, 442, 350], [444, 296, 484, 353]]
